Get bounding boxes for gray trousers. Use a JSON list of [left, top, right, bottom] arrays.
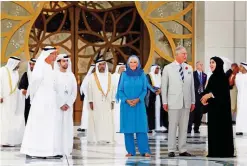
[[168, 108, 190, 153]]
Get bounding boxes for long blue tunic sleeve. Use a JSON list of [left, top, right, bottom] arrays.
[[117, 72, 149, 133]]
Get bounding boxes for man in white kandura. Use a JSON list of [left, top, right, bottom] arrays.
[[20, 46, 62, 159], [112, 62, 126, 133], [0, 56, 25, 147], [87, 55, 115, 144], [149, 65, 164, 131], [77, 64, 96, 132], [161, 46, 195, 157], [54, 54, 77, 155], [235, 62, 247, 136]]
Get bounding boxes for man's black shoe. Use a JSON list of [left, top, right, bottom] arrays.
[[168, 152, 175, 157], [26, 155, 46, 159], [236, 132, 243, 136], [77, 128, 86, 132], [52, 155, 63, 159], [179, 152, 194, 157]]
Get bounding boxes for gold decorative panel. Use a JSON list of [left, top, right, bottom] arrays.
[[28, 2, 73, 61], [74, 5, 142, 76], [1, 1, 195, 69], [135, 1, 194, 70], [1, 1, 44, 64]]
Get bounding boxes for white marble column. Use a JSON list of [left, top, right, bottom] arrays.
[[203, 1, 246, 71], [234, 1, 246, 63], [204, 1, 235, 72]]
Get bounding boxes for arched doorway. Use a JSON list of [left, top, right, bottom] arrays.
[[28, 1, 150, 123]]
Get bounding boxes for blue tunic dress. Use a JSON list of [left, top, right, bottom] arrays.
[[117, 72, 149, 133]]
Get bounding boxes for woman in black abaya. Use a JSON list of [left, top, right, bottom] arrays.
[[201, 56, 235, 158]]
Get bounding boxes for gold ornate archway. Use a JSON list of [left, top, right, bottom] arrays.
[[1, 1, 194, 70]]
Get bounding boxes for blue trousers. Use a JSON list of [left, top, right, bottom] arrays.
[[124, 133, 151, 156]]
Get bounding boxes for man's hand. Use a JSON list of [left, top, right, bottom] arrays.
[[155, 89, 161, 95], [111, 102, 115, 110], [190, 104, 195, 112], [22, 89, 27, 96], [163, 104, 168, 112], [60, 105, 68, 111], [64, 104, 69, 110], [0, 98, 3, 103], [233, 67, 239, 75], [89, 102, 94, 110]]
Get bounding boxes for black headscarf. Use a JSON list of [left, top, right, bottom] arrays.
[[210, 56, 225, 76]]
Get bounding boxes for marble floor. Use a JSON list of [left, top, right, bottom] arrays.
[[1, 126, 247, 166]]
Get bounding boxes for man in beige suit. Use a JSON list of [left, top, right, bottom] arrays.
[[161, 46, 195, 157]]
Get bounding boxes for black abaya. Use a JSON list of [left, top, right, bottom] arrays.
[[204, 57, 234, 157]]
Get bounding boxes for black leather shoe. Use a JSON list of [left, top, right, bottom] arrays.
[[236, 132, 243, 136], [53, 155, 63, 159], [168, 152, 175, 157], [179, 152, 194, 156], [26, 155, 46, 159], [77, 128, 86, 132]]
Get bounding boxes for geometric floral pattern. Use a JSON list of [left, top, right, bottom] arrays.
[[1, 1, 195, 70], [1, 1, 44, 64], [135, 1, 194, 70]]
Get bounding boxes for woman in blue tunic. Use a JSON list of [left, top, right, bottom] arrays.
[[116, 55, 151, 157]]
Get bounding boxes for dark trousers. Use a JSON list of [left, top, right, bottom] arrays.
[[24, 103, 31, 125], [161, 110, 169, 129], [188, 94, 203, 132]]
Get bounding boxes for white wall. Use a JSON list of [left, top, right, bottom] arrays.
[[246, 1, 247, 61], [202, 1, 246, 72]]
